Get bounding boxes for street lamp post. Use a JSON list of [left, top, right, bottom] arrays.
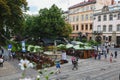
[[78, 32, 82, 42], [93, 31, 102, 53]]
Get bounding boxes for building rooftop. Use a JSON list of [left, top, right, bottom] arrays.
[[94, 4, 120, 16], [69, 0, 96, 9]]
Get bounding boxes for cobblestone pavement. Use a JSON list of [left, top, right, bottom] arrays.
[[0, 48, 120, 80]]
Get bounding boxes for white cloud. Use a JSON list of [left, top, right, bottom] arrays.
[[26, 0, 84, 15], [26, 0, 119, 15]]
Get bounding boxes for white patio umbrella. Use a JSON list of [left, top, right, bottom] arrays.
[[73, 45, 84, 50], [27, 45, 34, 52], [71, 41, 84, 45], [66, 44, 73, 48]]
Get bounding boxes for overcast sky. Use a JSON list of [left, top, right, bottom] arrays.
[[26, 0, 119, 15], [26, 0, 85, 14]]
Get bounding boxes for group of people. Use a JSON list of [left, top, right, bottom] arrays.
[[110, 51, 117, 63], [92, 47, 118, 63], [55, 56, 78, 74]]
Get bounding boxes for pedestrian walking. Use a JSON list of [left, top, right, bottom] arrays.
[[110, 53, 113, 57], [71, 56, 78, 70], [98, 53, 101, 60], [110, 53, 113, 63], [107, 48, 109, 54], [55, 61, 61, 74], [114, 51, 117, 58], [9, 51, 13, 60], [94, 52, 97, 60], [104, 53, 107, 59], [71, 56, 76, 64]]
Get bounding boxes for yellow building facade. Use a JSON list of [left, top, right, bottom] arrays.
[[68, 0, 115, 40]]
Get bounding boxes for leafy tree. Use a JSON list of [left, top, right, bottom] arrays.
[[37, 4, 66, 39], [0, 0, 28, 44], [61, 22, 72, 38], [23, 4, 72, 44]]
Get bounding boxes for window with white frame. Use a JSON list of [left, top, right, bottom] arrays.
[[90, 5, 94, 10], [117, 24, 120, 31], [82, 7, 84, 11], [86, 6, 89, 11], [81, 24, 84, 30], [90, 13, 93, 20], [81, 15, 84, 21], [109, 14, 113, 20], [76, 24, 79, 31], [73, 16, 75, 22], [86, 14, 88, 20], [73, 25, 75, 30], [97, 25, 101, 31], [86, 24, 88, 30], [109, 25, 112, 32], [90, 24, 92, 30], [98, 15, 101, 21], [118, 13, 120, 20], [76, 15, 79, 21], [103, 25, 106, 32], [103, 15, 107, 21]]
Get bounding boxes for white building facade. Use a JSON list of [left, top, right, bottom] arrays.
[[93, 4, 120, 46]]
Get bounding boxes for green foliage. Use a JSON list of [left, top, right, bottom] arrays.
[[75, 37, 80, 41], [23, 4, 71, 40], [45, 46, 56, 51], [5, 40, 21, 52], [29, 47, 34, 52], [61, 23, 72, 37], [0, 0, 28, 45], [82, 38, 87, 43], [38, 69, 54, 80], [79, 44, 85, 48], [57, 45, 66, 51], [88, 40, 100, 46]]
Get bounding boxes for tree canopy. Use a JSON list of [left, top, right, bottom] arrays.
[[0, 0, 28, 42], [23, 4, 72, 41]]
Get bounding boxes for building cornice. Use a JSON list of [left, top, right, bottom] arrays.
[[94, 10, 120, 16], [69, 0, 96, 9]]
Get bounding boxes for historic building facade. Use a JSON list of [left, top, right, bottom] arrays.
[[68, 0, 114, 40], [93, 4, 120, 45]]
